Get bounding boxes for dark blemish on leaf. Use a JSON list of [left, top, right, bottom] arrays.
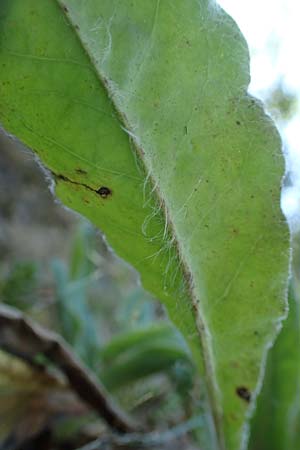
[[184, 125, 188, 135], [97, 186, 112, 199], [231, 361, 240, 369], [76, 168, 88, 175], [75, 24, 80, 30], [236, 120, 241, 125], [56, 174, 68, 182], [236, 386, 251, 403], [62, 5, 68, 12]]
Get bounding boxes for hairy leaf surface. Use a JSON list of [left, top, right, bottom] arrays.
[[0, 1, 290, 449]]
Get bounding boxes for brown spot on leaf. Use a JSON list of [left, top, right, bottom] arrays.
[[76, 168, 88, 175], [56, 174, 68, 182], [231, 361, 240, 369], [236, 386, 251, 403], [97, 186, 112, 199]]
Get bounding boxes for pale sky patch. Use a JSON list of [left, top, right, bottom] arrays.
[[218, 0, 300, 227]]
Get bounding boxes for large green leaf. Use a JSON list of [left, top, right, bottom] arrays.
[[0, 1, 290, 449]]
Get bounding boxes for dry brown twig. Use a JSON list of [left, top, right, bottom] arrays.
[[0, 303, 137, 434]]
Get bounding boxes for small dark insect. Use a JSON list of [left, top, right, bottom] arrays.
[[236, 386, 251, 403], [97, 186, 112, 199]]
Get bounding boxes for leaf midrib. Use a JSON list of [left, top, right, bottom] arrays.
[[56, 2, 223, 448]]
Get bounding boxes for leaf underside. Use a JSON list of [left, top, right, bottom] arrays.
[[0, 1, 290, 449]]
